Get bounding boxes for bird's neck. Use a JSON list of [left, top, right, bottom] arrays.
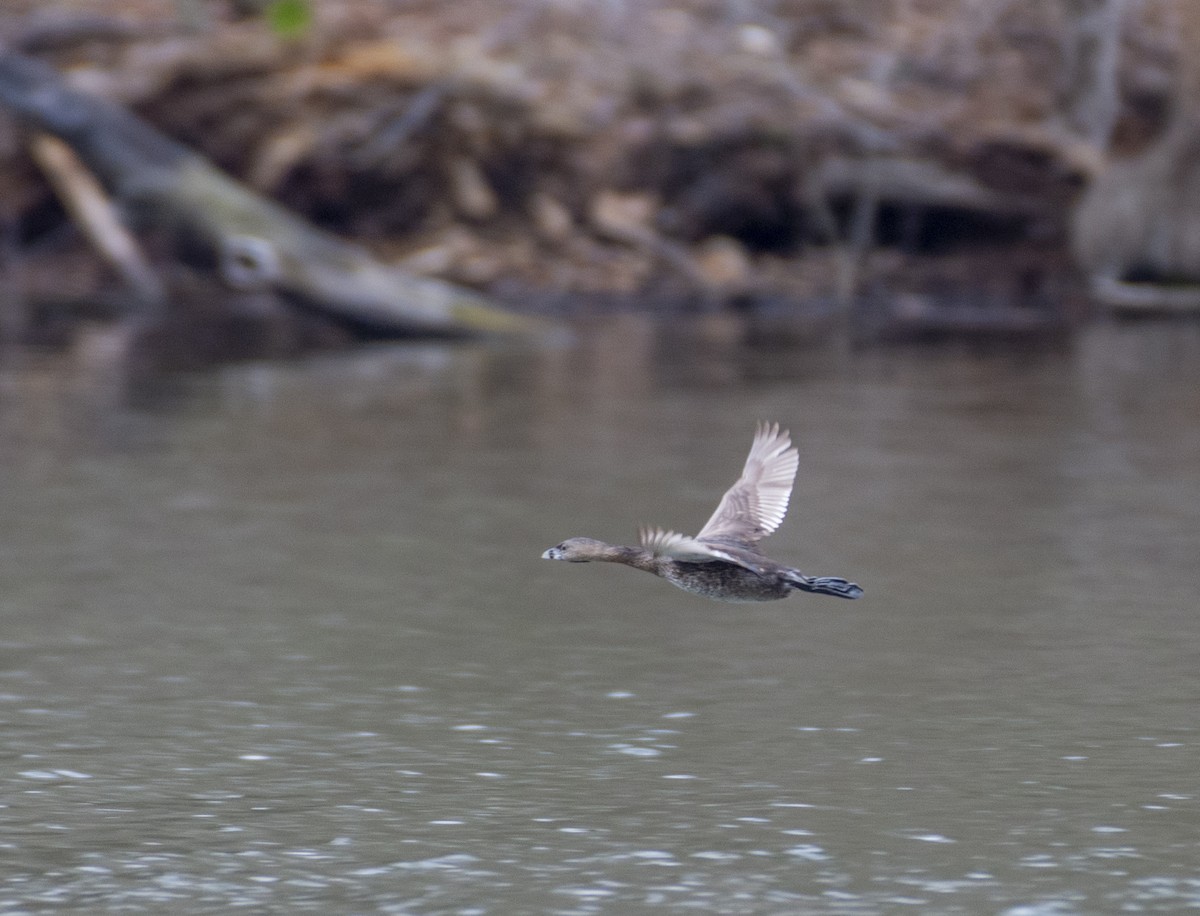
[[595, 543, 660, 573]]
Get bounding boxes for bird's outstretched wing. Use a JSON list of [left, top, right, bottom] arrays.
[[694, 421, 798, 546]]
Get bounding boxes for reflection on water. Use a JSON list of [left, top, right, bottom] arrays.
[[1, 317, 1199, 913]]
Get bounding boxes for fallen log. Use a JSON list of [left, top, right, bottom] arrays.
[[0, 50, 537, 336]]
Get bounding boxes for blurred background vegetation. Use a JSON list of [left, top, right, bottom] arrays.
[[1, 0, 1196, 364]]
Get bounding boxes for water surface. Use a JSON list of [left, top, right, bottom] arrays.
[[1, 318, 1199, 913]]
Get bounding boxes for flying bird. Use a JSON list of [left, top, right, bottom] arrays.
[[542, 422, 863, 602]]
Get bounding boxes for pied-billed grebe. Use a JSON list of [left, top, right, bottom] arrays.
[[542, 422, 863, 602]]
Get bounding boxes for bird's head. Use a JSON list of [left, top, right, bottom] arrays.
[[541, 537, 609, 562]]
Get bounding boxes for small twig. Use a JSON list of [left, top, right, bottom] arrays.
[[28, 131, 165, 310]]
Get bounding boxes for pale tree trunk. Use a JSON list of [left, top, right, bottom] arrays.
[[1175, 0, 1200, 109], [1058, 0, 1125, 151], [1070, 0, 1200, 306]]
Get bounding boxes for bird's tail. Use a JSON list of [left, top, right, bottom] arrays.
[[785, 570, 864, 600]]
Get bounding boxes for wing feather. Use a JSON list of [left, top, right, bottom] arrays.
[[636, 525, 757, 568], [695, 421, 798, 545]]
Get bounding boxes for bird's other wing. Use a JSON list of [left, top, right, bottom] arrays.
[[639, 527, 767, 573], [695, 421, 798, 545]]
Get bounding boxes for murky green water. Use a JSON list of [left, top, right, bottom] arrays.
[[1, 317, 1198, 913]]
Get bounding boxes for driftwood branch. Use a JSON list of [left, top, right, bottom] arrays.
[[29, 132, 165, 308], [0, 51, 537, 336], [1087, 276, 1200, 312]]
